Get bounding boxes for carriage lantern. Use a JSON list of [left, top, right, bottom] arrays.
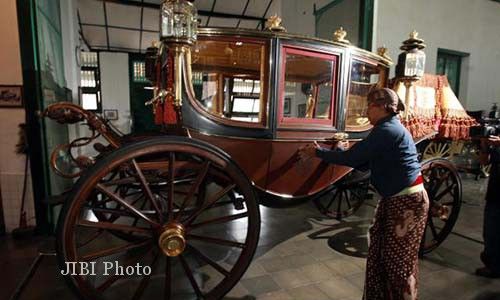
[[160, 0, 198, 44], [157, 0, 198, 109], [396, 30, 426, 119]]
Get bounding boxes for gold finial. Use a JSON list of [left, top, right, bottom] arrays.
[[377, 45, 392, 61], [333, 27, 350, 44], [265, 15, 286, 32], [410, 30, 418, 39]]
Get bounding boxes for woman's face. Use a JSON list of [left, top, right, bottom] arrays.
[[367, 102, 387, 125]]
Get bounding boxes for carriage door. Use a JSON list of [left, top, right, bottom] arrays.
[[266, 46, 350, 197]]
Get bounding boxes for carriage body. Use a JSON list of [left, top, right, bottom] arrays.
[[170, 27, 391, 200]]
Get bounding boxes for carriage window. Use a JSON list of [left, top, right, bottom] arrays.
[[191, 39, 266, 124], [280, 48, 336, 125], [346, 59, 388, 131]]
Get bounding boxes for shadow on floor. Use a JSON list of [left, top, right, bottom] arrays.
[[307, 219, 371, 258]]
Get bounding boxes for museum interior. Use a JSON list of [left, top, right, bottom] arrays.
[[1, 0, 500, 299]]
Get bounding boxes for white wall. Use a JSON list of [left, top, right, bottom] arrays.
[[316, 0, 360, 46], [0, 0, 35, 232], [375, 0, 500, 110], [99, 52, 132, 134], [60, 0, 82, 154]]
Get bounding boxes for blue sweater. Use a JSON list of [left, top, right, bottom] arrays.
[[316, 115, 421, 197]]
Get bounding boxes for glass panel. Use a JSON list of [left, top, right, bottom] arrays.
[[346, 59, 386, 130], [81, 52, 98, 67], [191, 39, 265, 123], [80, 70, 96, 87], [133, 61, 148, 82], [283, 53, 333, 120], [82, 93, 98, 110]]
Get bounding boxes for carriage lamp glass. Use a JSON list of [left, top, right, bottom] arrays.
[[160, 0, 198, 44], [397, 49, 426, 78], [396, 31, 426, 80]]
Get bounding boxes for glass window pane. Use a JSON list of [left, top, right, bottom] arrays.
[[283, 53, 333, 120], [133, 61, 148, 82], [345, 60, 386, 130], [82, 93, 98, 110], [191, 39, 265, 123]]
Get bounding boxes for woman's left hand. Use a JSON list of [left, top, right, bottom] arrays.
[[298, 142, 320, 160]]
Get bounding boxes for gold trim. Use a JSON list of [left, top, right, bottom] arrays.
[[333, 27, 350, 44], [265, 15, 286, 32], [376, 46, 392, 62], [196, 28, 393, 67], [158, 223, 186, 257]]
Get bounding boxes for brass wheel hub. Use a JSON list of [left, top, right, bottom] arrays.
[[158, 223, 186, 257]]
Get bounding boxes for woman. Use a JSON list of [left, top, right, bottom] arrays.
[[299, 88, 429, 300]]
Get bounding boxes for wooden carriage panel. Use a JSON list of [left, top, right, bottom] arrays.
[[265, 139, 352, 197], [188, 130, 271, 188]]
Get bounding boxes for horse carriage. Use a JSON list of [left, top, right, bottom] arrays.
[[41, 2, 465, 299]]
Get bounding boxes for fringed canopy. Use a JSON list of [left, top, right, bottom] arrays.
[[393, 74, 478, 140]]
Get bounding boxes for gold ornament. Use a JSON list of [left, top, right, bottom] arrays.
[[333, 27, 350, 44]]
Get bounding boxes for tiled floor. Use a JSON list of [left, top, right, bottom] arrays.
[[1, 173, 499, 300]]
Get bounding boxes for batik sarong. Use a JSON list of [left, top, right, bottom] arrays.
[[363, 189, 429, 300]]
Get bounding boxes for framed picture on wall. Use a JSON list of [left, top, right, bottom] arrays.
[[0, 85, 23, 108], [103, 109, 119, 120]]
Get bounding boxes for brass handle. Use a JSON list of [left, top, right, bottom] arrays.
[[145, 89, 172, 106], [326, 132, 349, 142]]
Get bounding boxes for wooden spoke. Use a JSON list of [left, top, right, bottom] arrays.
[[132, 196, 151, 228], [176, 161, 211, 220], [96, 248, 151, 292], [325, 190, 338, 210], [187, 234, 246, 249], [78, 220, 152, 234], [167, 153, 176, 222], [132, 159, 163, 222], [189, 212, 249, 230], [336, 190, 343, 214], [88, 207, 157, 218], [188, 245, 229, 277], [96, 183, 160, 227], [428, 217, 439, 240], [163, 257, 171, 300], [80, 239, 151, 261], [185, 184, 236, 225], [434, 183, 456, 202], [77, 230, 104, 248], [179, 254, 203, 298], [345, 191, 352, 209], [131, 252, 160, 300]]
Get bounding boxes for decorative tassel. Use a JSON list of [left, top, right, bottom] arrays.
[[163, 96, 178, 125], [154, 102, 164, 125]]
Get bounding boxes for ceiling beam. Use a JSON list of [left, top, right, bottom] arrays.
[[95, 0, 266, 22], [103, 0, 111, 50], [257, 0, 273, 29], [81, 23, 159, 33], [206, 0, 217, 26], [236, 0, 250, 28], [139, 0, 144, 52]]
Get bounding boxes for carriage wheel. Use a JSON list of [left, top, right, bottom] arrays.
[[422, 141, 451, 160], [313, 171, 370, 220], [57, 137, 260, 300], [419, 158, 462, 255]]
